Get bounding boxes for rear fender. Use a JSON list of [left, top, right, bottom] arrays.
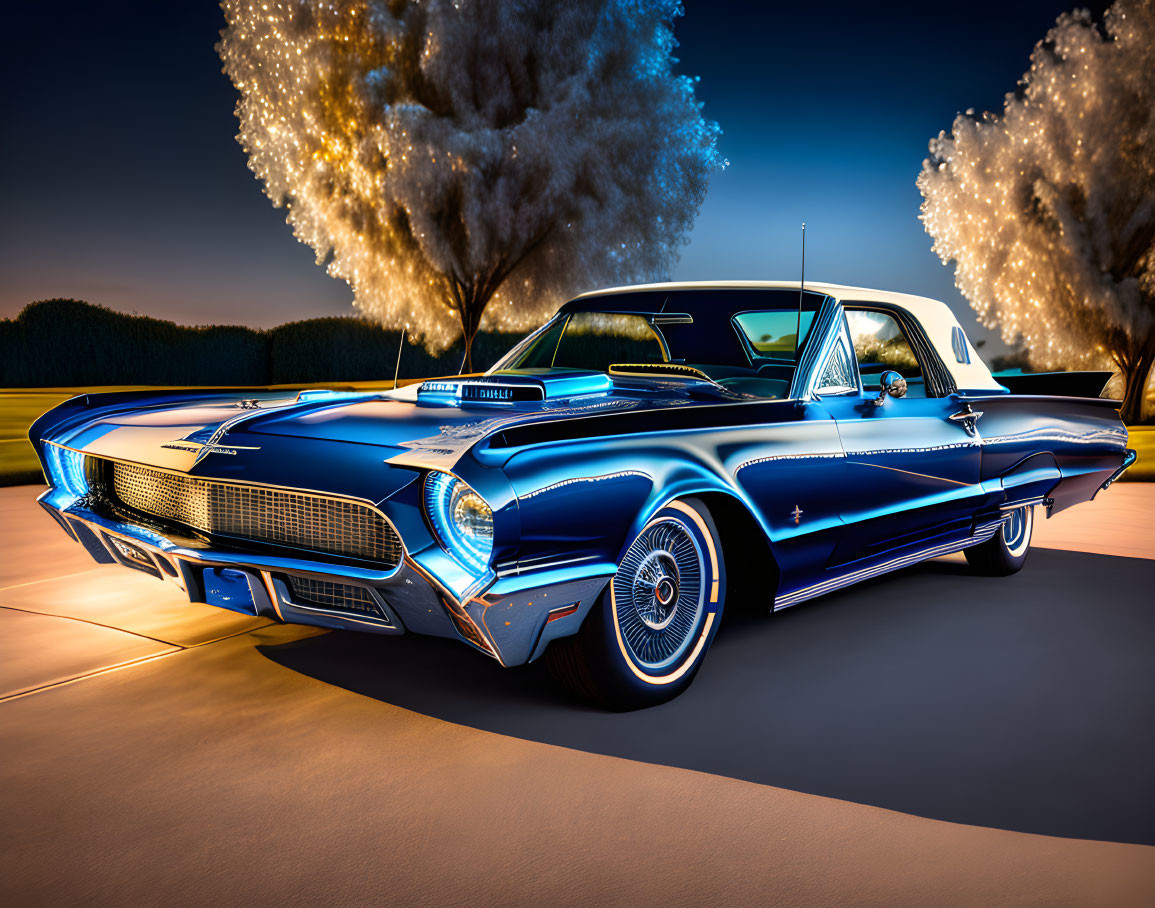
[[997, 452, 1061, 507], [969, 393, 1127, 516]]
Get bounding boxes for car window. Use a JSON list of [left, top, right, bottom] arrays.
[[733, 310, 816, 361], [845, 309, 926, 398]]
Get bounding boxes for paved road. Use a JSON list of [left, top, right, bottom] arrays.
[[2, 484, 1154, 905]]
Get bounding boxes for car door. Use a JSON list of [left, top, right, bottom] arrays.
[[724, 296, 849, 600], [815, 306, 984, 568]]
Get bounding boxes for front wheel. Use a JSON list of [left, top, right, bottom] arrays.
[[545, 498, 725, 710], [965, 505, 1034, 576]]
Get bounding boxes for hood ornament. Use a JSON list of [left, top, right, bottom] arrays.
[[160, 407, 266, 466], [160, 440, 261, 465]]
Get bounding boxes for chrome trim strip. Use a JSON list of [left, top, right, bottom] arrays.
[[774, 528, 1001, 610], [517, 470, 650, 501], [999, 497, 1046, 511], [494, 552, 601, 579], [734, 451, 842, 474]]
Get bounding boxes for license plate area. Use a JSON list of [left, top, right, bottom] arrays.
[[203, 567, 257, 615]]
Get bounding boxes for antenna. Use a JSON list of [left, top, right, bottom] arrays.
[[794, 222, 806, 360], [392, 323, 408, 389]]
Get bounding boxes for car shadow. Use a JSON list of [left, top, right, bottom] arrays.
[[258, 548, 1155, 845]]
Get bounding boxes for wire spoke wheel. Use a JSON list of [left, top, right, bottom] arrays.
[[545, 498, 725, 709], [613, 517, 705, 672]]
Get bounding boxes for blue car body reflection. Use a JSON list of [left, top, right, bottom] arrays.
[[30, 282, 1134, 674]]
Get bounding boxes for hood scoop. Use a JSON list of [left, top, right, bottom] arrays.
[[418, 371, 612, 405]]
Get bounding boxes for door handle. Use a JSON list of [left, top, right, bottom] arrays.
[[948, 406, 983, 437]]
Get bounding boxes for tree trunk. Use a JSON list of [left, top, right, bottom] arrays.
[[458, 293, 483, 375], [1119, 341, 1154, 425], [461, 329, 475, 374]]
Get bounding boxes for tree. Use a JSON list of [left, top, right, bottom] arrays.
[[219, 0, 724, 372], [918, 0, 1155, 423]]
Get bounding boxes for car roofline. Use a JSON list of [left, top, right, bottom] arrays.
[[571, 281, 1005, 393]]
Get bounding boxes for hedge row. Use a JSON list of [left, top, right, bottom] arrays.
[[0, 299, 523, 387]]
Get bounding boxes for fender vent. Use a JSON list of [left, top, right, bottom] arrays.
[[419, 380, 545, 402], [459, 383, 544, 402]]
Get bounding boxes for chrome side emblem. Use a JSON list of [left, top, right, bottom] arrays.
[[948, 404, 984, 437], [791, 504, 804, 525]]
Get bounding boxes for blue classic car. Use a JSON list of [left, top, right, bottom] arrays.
[[31, 282, 1136, 708]]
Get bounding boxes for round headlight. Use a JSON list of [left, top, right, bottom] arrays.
[[424, 472, 494, 573]]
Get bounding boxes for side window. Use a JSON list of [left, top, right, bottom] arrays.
[[814, 335, 857, 395], [845, 309, 926, 398]]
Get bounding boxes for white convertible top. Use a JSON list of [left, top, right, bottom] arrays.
[[577, 280, 1004, 392]]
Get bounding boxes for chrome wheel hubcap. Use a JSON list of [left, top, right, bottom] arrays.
[[1003, 506, 1032, 557], [634, 550, 680, 630], [614, 518, 705, 670]]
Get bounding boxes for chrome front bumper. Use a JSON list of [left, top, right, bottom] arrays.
[[38, 492, 610, 667]]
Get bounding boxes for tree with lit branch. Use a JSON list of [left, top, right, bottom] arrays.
[[918, 0, 1155, 423], [218, 0, 723, 372]]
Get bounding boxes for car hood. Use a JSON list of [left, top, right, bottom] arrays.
[[249, 372, 734, 471], [40, 371, 739, 476]]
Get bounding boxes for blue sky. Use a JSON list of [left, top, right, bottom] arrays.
[[0, 1, 1106, 356]]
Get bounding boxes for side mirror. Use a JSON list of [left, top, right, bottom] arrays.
[[873, 370, 907, 407]]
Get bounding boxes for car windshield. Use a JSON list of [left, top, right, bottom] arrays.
[[497, 313, 668, 373], [490, 292, 824, 399]]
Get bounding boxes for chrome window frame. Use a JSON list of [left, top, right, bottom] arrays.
[[812, 319, 861, 398], [792, 296, 856, 401], [840, 302, 956, 398]]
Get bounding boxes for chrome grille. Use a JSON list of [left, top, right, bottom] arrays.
[[287, 576, 387, 620], [109, 461, 401, 566]]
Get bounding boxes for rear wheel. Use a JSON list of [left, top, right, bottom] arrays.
[[965, 505, 1034, 576], [546, 498, 725, 710]]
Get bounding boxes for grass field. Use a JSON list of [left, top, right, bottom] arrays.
[[2, 385, 1152, 486]]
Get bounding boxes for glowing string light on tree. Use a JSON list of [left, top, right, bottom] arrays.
[[917, 0, 1155, 422], [218, 0, 725, 371]]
